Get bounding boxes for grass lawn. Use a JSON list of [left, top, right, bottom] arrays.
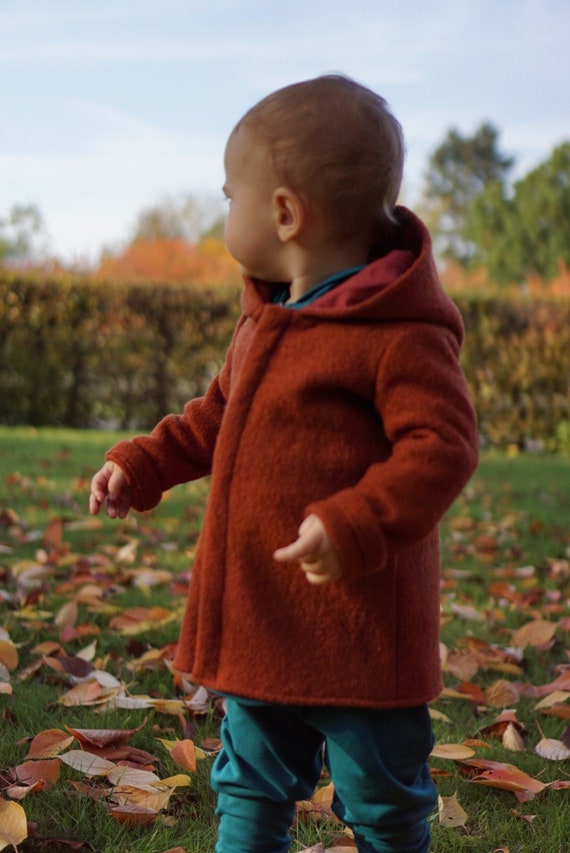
[[1, 426, 570, 852]]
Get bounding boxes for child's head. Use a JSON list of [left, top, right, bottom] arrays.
[[230, 74, 405, 245]]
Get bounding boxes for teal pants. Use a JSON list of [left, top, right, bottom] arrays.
[[211, 698, 436, 853]]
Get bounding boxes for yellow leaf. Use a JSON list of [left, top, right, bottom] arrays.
[[107, 765, 161, 788], [429, 708, 453, 723], [59, 750, 116, 777], [0, 799, 28, 851], [159, 774, 192, 789], [502, 723, 526, 753], [534, 691, 570, 710], [485, 679, 520, 708], [438, 792, 468, 827], [511, 619, 557, 649], [0, 640, 18, 671], [54, 599, 78, 629], [431, 743, 476, 760]]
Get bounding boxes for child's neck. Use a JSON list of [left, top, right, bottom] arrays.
[[286, 241, 370, 303]]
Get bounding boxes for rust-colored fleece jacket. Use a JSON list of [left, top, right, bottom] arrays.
[[107, 207, 479, 709]]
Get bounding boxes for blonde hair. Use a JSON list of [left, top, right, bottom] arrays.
[[233, 74, 405, 243]]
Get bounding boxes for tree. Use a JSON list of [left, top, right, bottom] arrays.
[[0, 204, 48, 266], [466, 142, 570, 284], [130, 193, 225, 244], [421, 123, 514, 264]]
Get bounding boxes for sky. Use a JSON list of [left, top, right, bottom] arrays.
[[2, 0, 569, 264]]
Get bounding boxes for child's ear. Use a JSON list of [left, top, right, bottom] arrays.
[[272, 187, 305, 242]]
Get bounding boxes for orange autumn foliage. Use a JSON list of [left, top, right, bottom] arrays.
[[96, 237, 242, 287], [441, 261, 570, 298]]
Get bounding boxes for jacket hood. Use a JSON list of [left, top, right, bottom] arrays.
[[240, 206, 465, 345]]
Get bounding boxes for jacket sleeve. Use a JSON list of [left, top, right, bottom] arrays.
[[306, 323, 479, 580], [105, 320, 241, 513]]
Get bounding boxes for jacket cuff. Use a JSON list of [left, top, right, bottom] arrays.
[[306, 489, 388, 582], [106, 440, 164, 513]]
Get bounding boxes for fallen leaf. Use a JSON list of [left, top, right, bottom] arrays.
[[169, 739, 197, 773], [111, 784, 172, 812], [431, 743, 476, 760], [59, 750, 116, 777], [438, 792, 468, 827], [511, 619, 557, 649], [429, 708, 453, 723], [485, 679, 520, 708], [535, 737, 570, 761], [534, 691, 570, 710], [459, 759, 547, 798], [27, 728, 75, 759], [107, 765, 161, 788], [0, 799, 28, 850], [502, 723, 526, 752], [66, 722, 147, 750], [109, 804, 158, 826], [15, 758, 60, 789], [0, 640, 18, 671]]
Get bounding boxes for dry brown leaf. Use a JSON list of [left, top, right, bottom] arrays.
[[15, 758, 60, 789], [460, 759, 546, 798], [66, 721, 146, 750], [511, 619, 557, 649], [170, 739, 197, 773], [450, 603, 486, 622], [58, 680, 119, 707], [485, 679, 520, 708], [534, 691, 570, 710], [535, 737, 570, 761], [0, 799, 28, 851], [59, 750, 116, 777], [429, 708, 453, 723], [111, 784, 172, 812], [502, 723, 526, 752], [27, 728, 75, 759], [54, 599, 78, 630], [0, 640, 18, 671], [107, 765, 161, 788], [430, 743, 476, 760], [438, 792, 468, 827], [109, 804, 158, 826], [445, 650, 480, 680]]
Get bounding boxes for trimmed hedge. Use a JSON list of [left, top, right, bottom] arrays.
[[1, 275, 570, 450], [0, 275, 239, 429]]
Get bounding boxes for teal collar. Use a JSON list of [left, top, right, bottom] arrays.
[[273, 266, 365, 310]]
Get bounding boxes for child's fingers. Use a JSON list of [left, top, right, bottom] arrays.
[[88, 492, 102, 516], [107, 465, 126, 499]]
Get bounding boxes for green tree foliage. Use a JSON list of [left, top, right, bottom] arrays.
[[130, 193, 225, 245], [0, 204, 47, 265], [421, 122, 514, 264], [466, 142, 570, 284]]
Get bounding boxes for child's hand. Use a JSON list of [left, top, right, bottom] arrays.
[[89, 461, 132, 519], [274, 514, 343, 585]]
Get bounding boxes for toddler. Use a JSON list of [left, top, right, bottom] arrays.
[[90, 74, 479, 853]]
